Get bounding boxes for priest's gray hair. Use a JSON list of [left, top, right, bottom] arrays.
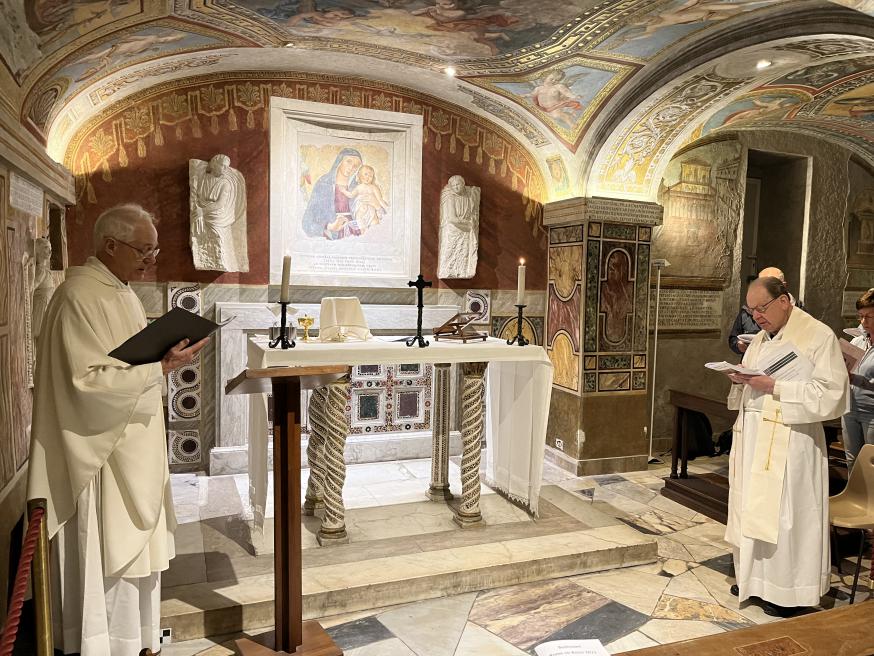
[[93, 204, 155, 251]]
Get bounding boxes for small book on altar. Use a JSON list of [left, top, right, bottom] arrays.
[[534, 640, 609, 656], [109, 307, 229, 365]]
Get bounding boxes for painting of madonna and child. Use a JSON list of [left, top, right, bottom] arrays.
[[300, 144, 392, 241]]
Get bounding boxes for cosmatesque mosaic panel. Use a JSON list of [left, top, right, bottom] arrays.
[[166, 282, 202, 468], [347, 363, 433, 435]]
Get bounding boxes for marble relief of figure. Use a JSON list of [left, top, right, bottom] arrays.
[[32, 237, 56, 346], [437, 175, 481, 279], [190, 154, 249, 272]]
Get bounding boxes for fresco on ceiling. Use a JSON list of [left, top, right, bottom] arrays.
[[765, 56, 874, 89], [1, 0, 144, 81], [231, 0, 598, 58], [27, 25, 228, 130], [822, 82, 874, 120], [471, 59, 631, 148], [594, 0, 779, 61], [701, 91, 807, 135]]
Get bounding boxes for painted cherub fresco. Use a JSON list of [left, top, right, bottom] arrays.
[[74, 32, 186, 82], [721, 96, 796, 126], [608, 0, 772, 47], [410, 0, 518, 55], [524, 69, 586, 129]]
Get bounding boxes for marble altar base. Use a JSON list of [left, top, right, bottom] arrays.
[[161, 459, 657, 643]]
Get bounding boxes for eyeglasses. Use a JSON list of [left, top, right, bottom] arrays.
[[859, 312, 874, 321], [744, 296, 783, 315], [111, 238, 159, 261]]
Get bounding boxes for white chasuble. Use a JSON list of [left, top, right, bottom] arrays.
[[27, 257, 175, 654], [725, 308, 848, 607]]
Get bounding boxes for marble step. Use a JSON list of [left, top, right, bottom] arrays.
[[161, 523, 657, 642]]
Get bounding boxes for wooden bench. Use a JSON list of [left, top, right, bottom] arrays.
[[661, 390, 734, 524], [662, 391, 847, 523]]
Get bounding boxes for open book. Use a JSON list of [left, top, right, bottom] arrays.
[[109, 307, 231, 365], [840, 338, 866, 373], [706, 340, 813, 382]]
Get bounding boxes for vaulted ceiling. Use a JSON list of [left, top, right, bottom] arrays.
[[2, 0, 874, 201]]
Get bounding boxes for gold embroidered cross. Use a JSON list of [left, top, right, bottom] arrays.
[[761, 408, 783, 471]]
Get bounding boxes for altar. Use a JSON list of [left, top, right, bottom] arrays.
[[237, 335, 553, 544]]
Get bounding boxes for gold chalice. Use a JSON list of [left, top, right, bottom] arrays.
[[298, 314, 314, 342]]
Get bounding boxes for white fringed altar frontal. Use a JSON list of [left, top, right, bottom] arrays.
[[242, 336, 553, 536]]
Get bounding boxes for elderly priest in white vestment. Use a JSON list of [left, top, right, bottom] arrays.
[[724, 276, 848, 617], [26, 204, 208, 656]]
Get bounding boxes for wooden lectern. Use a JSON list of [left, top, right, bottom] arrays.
[[226, 365, 349, 655]]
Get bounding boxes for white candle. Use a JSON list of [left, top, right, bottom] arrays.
[[280, 255, 291, 302], [516, 258, 526, 306]]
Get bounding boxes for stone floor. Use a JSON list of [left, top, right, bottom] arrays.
[[161, 456, 872, 655]]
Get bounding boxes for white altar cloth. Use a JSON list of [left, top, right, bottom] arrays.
[[243, 336, 553, 532]]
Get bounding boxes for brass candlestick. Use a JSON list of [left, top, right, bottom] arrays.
[[298, 314, 314, 342]]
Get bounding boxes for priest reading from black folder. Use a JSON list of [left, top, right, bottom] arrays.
[[27, 204, 208, 655], [723, 276, 847, 618]]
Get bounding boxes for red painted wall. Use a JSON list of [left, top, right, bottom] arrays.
[[67, 74, 546, 290]]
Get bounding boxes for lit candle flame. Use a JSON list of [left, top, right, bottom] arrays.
[[519, 258, 525, 265]]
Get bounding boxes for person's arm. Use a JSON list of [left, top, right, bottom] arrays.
[[770, 336, 849, 424], [727, 311, 744, 355]]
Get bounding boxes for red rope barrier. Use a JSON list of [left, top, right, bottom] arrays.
[[0, 507, 45, 656]]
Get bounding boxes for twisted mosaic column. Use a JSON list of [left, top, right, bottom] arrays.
[[428, 363, 453, 502], [303, 386, 328, 516], [455, 362, 487, 528], [315, 376, 351, 545]]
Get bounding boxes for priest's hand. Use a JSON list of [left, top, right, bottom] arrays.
[[161, 337, 209, 375], [745, 375, 776, 394], [727, 373, 752, 385]]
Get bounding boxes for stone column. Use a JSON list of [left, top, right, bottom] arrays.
[[428, 363, 453, 501], [303, 385, 327, 515], [454, 361, 487, 528], [307, 376, 351, 546], [544, 197, 663, 476]]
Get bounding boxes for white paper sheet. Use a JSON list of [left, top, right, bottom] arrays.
[[534, 640, 609, 656]]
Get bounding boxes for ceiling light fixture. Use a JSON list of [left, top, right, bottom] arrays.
[[756, 59, 772, 70], [444, 66, 456, 77]]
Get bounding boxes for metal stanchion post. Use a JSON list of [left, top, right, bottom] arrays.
[[27, 499, 53, 656]]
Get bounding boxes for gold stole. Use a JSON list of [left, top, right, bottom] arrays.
[[742, 396, 792, 544]]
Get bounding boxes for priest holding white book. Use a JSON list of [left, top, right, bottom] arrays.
[[723, 276, 848, 616]]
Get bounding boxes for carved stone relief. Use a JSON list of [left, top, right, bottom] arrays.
[[189, 154, 249, 272], [654, 141, 743, 283], [437, 175, 481, 279]]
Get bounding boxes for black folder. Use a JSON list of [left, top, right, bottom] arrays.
[[109, 307, 226, 366]]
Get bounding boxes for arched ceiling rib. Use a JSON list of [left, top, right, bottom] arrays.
[[586, 36, 874, 200], [1, 0, 874, 199]]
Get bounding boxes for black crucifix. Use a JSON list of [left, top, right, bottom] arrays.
[[406, 274, 432, 348]]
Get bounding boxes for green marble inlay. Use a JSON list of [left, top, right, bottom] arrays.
[[634, 243, 650, 351], [598, 355, 631, 370], [603, 223, 637, 241], [584, 239, 600, 352]]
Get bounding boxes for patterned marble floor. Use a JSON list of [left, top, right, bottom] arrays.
[[163, 457, 871, 655]]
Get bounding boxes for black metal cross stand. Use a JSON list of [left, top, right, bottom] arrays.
[[406, 274, 432, 348]]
